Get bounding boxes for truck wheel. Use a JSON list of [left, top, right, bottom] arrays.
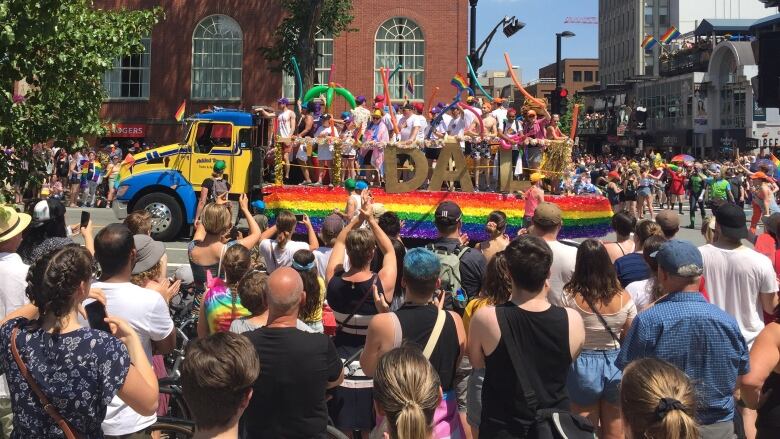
[[134, 192, 183, 241]]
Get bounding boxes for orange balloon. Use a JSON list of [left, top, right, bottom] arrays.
[[504, 53, 546, 108]]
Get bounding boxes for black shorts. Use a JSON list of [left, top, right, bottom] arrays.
[[424, 147, 441, 160], [397, 153, 410, 166]]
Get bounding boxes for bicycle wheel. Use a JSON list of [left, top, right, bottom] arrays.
[[326, 425, 351, 439], [146, 419, 194, 439]]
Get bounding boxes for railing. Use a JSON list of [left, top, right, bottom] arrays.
[[659, 45, 712, 77]]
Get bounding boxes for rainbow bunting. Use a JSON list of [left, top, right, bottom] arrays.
[[174, 100, 186, 122], [659, 26, 680, 44], [450, 73, 469, 92], [263, 186, 614, 241], [641, 35, 657, 50]]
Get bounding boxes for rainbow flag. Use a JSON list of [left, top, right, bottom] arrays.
[[405, 75, 415, 97], [660, 26, 681, 44], [174, 100, 186, 122], [263, 186, 614, 240], [641, 34, 657, 50], [450, 73, 469, 92]]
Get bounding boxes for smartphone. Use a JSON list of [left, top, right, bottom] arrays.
[[80, 211, 90, 228], [85, 301, 111, 332], [295, 213, 305, 222]]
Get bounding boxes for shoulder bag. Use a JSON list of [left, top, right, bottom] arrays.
[[496, 306, 595, 439], [581, 296, 621, 344], [335, 274, 378, 334], [10, 327, 81, 439]]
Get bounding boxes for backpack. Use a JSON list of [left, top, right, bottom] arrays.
[[209, 178, 229, 202], [426, 243, 470, 309]]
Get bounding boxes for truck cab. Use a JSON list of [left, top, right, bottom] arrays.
[[113, 108, 271, 240]]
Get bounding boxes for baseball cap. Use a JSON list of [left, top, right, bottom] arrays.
[[714, 202, 748, 240], [751, 171, 773, 182], [356, 95, 366, 104], [507, 108, 517, 117], [532, 202, 563, 227], [372, 203, 387, 218], [413, 103, 424, 113], [31, 199, 66, 227], [278, 97, 290, 105], [374, 95, 385, 103], [132, 234, 166, 275], [250, 200, 266, 212], [372, 109, 383, 118], [355, 180, 369, 191], [764, 212, 780, 236], [402, 103, 414, 111], [213, 160, 226, 172], [321, 214, 345, 238], [530, 172, 544, 183], [341, 111, 352, 120], [435, 201, 462, 224], [652, 239, 704, 277], [344, 178, 357, 191], [466, 96, 475, 103], [494, 98, 505, 104], [655, 210, 680, 233], [608, 171, 620, 181]]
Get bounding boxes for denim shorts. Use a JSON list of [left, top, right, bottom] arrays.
[[566, 348, 622, 406]]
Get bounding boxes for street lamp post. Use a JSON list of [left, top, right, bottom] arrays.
[[469, 0, 479, 62], [555, 31, 575, 114]]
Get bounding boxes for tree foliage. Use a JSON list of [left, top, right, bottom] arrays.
[[560, 93, 585, 137], [260, 0, 355, 97], [0, 0, 161, 190]]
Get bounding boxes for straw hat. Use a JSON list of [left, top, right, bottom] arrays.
[[0, 205, 31, 243]]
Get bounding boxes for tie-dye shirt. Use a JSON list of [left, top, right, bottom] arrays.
[[203, 277, 251, 334]]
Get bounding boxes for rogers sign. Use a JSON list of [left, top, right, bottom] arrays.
[[104, 123, 146, 138]]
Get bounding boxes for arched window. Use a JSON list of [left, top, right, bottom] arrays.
[[282, 30, 333, 98], [374, 18, 424, 101], [192, 15, 243, 100]]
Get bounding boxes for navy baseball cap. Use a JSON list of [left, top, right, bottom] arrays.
[[651, 240, 703, 277], [714, 202, 748, 240]]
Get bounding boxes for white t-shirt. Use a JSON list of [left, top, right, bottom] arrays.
[[625, 278, 654, 311], [546, 240, 578, 307], [313, 247, 350, 279], [278, 109, 295, 138], [447, 117, 468, 150], [89, 281, 174, 435], [698, 244, 779, 347], [314, 125, 339, 161], [463, 107, 483, 132], [414, 115, 428, 141], [491, 107, 508, 131], [399, 115, 425, 141], [0, 252, 29, 399], [260, 239, 310, 273]]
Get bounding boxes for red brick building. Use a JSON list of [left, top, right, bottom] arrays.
[[94, 0, 468, 144]]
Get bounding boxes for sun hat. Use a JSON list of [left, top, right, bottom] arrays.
[[132, 234, 166, 275], [0, 205, 31, 243]]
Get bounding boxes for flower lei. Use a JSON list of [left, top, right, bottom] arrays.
[[279, 136, 573, 150]]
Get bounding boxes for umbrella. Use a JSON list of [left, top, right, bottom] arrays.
[[751, 158, 778, 176], [671, 154, 695, 164]]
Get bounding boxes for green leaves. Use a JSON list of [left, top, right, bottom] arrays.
[[0, 0, 161, 194]]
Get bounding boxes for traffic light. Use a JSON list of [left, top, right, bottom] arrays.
[[552, 87, 569, 115]]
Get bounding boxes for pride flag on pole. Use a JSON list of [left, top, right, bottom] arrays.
[[174, 100, 186, 122], [450, 73, 469, 92], [660, 26, 681, 44], [641, 34, 657, 51], [405, 75, 415, 97]]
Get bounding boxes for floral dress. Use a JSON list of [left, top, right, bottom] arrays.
[[0, 318, 130, 438]]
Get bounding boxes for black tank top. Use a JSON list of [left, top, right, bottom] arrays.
[[757, 371, 780, 430], [395, 304, 460, 390], [326, 270, 384, 348], [480, 303, 572, 438]]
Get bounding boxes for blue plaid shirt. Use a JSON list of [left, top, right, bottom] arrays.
[[616, 292, 749, 425]]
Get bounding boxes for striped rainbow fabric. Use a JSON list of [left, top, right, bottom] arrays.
[[263, 186, 614, 241]]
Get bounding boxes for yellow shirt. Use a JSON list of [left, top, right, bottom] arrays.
[[463, 297, 491, 335], [303, 276, 326, 323]]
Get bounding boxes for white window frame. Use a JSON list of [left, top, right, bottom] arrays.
[[374, 17, 425, 102], [191, 14, 243, 101], [103, 37, 151, 100], [282, 30, 333, 99]]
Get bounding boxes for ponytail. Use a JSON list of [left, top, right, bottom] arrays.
[[373, 346, 441, 439], [275, 211, 296, 250], [621, 358, 700, 439]]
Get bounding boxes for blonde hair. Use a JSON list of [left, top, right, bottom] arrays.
[[201, 203, 232, 236], [701, 216, 716, 244], [621, 358, 699, 439], [373, 346, 441, 439], [275, 210, 297, 250], [345, 228, 376, 269], [130, 260, 162, 288]]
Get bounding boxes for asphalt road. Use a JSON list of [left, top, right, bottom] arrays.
[[65, 202, 720, 271]]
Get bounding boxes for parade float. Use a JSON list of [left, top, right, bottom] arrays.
[[112, 54, 613, 242]]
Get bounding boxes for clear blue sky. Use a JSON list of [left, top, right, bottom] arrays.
[[476, 0, 598, 82]]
